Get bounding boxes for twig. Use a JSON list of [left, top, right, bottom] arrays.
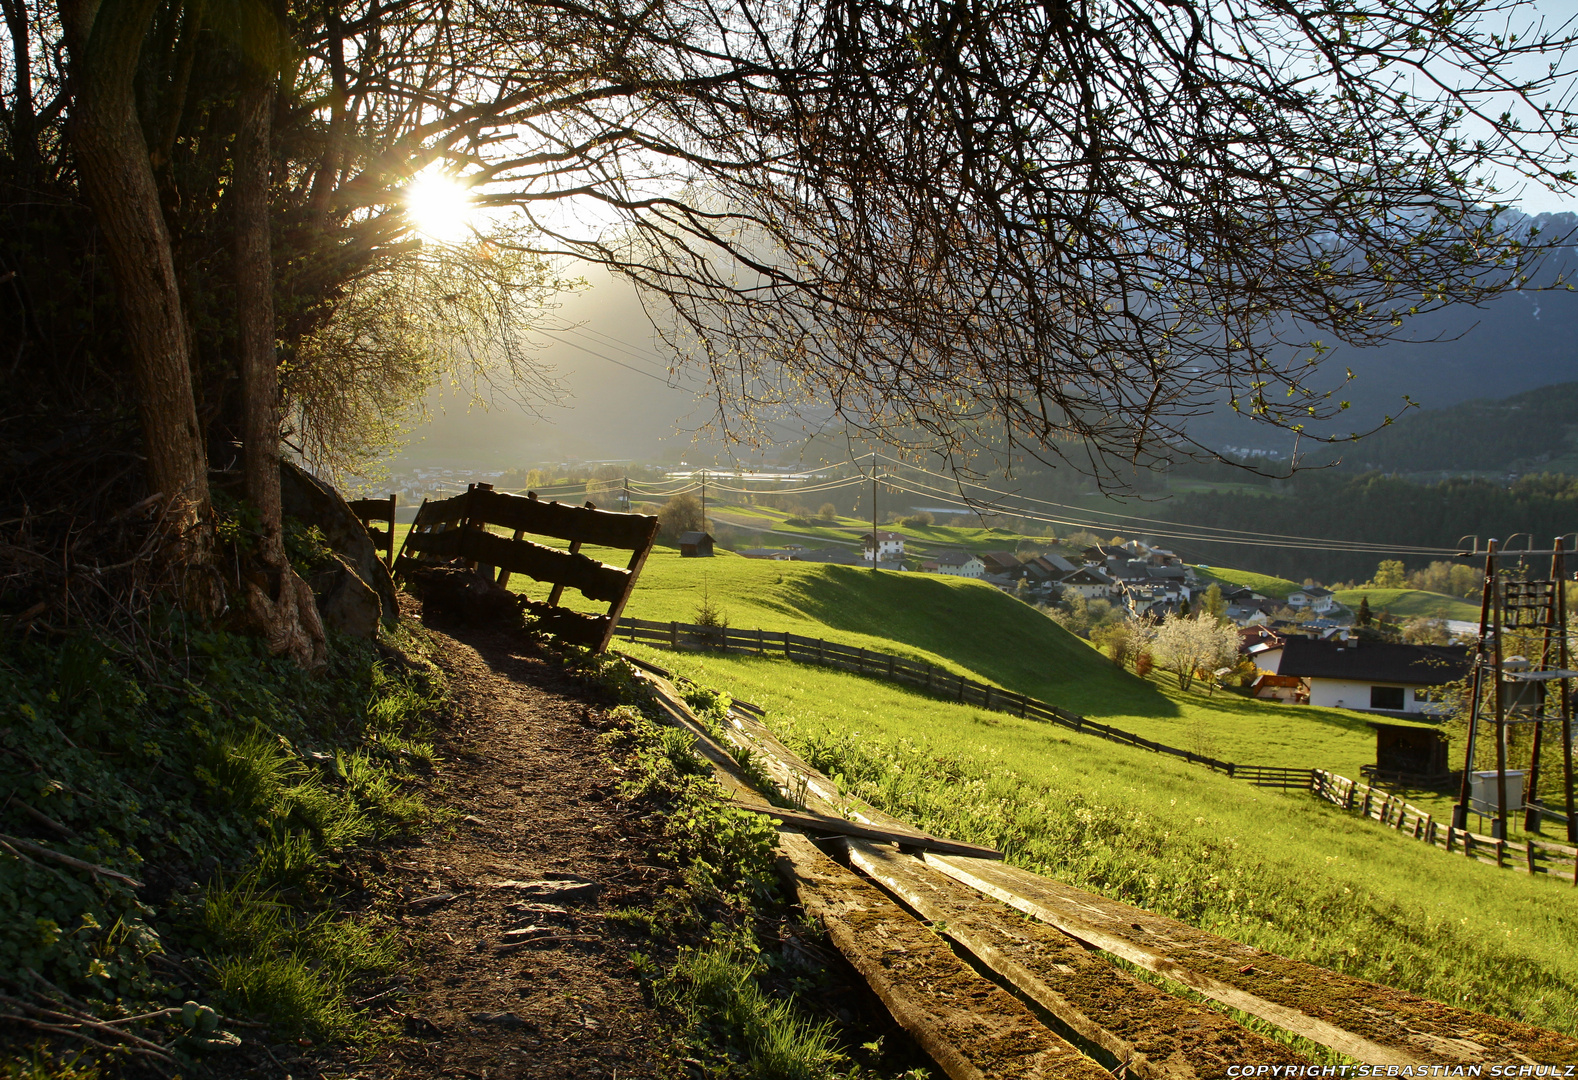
[[0, 833, 143, 888], [3, 796, 74, 837], [0, 996, 174, 1060], [24, 968, 94, 1013]]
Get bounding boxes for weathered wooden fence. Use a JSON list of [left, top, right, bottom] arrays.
[[397, 484, 659, 652], [1314, 770, 1578, 882], [616, 616, 1255, 775], [348, 493, 397, 567]]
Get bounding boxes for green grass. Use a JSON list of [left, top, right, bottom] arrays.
[[629, 646, 1578, 1037], [1332, 588, 1481, 621], [1196, 565, 1302, 600], [586, 553, 1396, 775]]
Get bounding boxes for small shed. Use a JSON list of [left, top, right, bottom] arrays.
[[678, 531, 715, 558], [1367, 722, 1449, 780]]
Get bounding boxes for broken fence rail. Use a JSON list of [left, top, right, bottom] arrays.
[[615, 615, 1299, 781]]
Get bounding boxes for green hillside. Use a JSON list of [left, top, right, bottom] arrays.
[[637, 643, 1578, 1039], [558, 552, 1396, 776], [1196, 565, 1301, 600], [1333, 587, 1481, 621]]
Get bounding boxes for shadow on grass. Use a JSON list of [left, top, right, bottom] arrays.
[[768, 565, 1180, 719]]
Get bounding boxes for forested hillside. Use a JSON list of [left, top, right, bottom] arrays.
[[1152, 472, 1578, 583], [1328, 382, 1578, 476]]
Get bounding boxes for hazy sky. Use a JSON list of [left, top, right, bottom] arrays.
[[384, 1, 1578, 476]]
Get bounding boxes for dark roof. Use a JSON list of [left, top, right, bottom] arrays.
[[1276, 638, 1470, 686], [1035, 553, 1078, 575], [678, 532, 714, 545], [980, 551, 1022, 572], [934, 549, 979, 566], [1061, 567, 1113, 586]]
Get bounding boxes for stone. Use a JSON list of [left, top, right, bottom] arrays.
[[279, 460, 399, 626], [312, 554, 382, 639]]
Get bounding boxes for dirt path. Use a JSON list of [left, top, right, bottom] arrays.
[[304, 616, 686, 1080]]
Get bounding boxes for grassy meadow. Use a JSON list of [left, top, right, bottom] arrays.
[[632, 645, 1578, 1037], [1332, 587, 1482, 622]]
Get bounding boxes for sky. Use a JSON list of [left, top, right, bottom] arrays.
[[381, 0, 1578, 479]]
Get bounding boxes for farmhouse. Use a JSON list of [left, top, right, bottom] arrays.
[[1275, 637, 1470, 714], [1059, 566, 1115, 600], [1288, 585, 1337, 614], [863, 530, 907, 562], [923, 550, 986, 577]]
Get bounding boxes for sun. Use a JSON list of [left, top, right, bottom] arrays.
[[403, 169, 475, 244]]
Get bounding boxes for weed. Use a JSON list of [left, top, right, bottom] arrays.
[[660, 934, 846, 1080]]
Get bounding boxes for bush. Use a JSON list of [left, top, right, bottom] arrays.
[[898, 511, 934, 528], [658, 493, 705, 539]]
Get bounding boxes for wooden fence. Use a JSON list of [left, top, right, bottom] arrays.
[[397, 484, 659, 652], [348, 494, 397, 567], [1314, 770, 1578, 882], [616, 616, 1251, 775]]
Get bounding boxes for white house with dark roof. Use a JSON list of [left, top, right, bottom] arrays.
[[923, 550, 985, 577], [1059, 566, 1115, 600], [862, 530, 907, 562], [1288, 585, 1337, 614], [1275, 637, 1470, 714]]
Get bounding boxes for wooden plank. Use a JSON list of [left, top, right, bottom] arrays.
[[732, 803, 1002, 861], [459, 529, 633, 602], [845, 840, 1308, 1080], [919, 854, 1578, 1068], [467, 487, 659, 549], [777, 832, 1107, 1080]]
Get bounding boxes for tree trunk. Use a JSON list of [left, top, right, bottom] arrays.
[[60, 0, 218, 610], [235, 34, 326, 668]]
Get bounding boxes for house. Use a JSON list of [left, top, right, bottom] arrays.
[[979, 551, 1023, 578], [923, 550, 986, 577], [1274, 637, 1470, 714], [736, 548, 793, 560], [862, 530, 907, 562], [1287, 585, 1337, 614], [678, 531, 715, 557], [1251, 673, 1307, 703], [1058, 566, 1115, 600], [1031, 553, 1078, 577]]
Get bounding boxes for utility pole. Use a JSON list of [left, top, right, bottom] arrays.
[[871, 454, 878, 572], [701, 471, 707, 533]]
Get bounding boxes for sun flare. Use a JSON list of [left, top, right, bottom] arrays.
[[404, 170, 475, 244]]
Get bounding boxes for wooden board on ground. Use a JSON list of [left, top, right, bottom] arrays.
[[844, 838, 1307, 1080], [730, 803, 1002, 860], [920, 852, 1578, 1069], [777, 832, 1110, 1080]]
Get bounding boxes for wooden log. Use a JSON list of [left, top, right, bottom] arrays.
[[731, 804, 1002, 860], [777, 832, 1107, 1080], [845, 840, 1308, 1080], [920, 853, 1578, 1069]]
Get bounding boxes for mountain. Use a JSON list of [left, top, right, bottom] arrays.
[[1331, 382, 1578, 476]]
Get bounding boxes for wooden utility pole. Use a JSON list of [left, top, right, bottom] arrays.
[[1454, 540, 1498, 831], [871, 455, 878, 572]]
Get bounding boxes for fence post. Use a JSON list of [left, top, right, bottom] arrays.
[[1496, 839, 1506, 868], [957, 675, 966, 703], [784, 631, 791, 658], [1526, 840, 1537, 875], [1019, 693, 1028, 718], [758, 628, 765, 656], [984, 686, 993, 710], [1445, 826, 1455, 853], [819, 639, 826, 664], [670, 621, 679, 649], [858, 648, 866, 673], [1344, 783, 1355, 811], [888, 654, 896, 679]]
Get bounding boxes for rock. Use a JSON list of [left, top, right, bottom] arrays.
[[312, 554, 382, 638], [492, 879, 600, 902], [279, 460, 398, 626]]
